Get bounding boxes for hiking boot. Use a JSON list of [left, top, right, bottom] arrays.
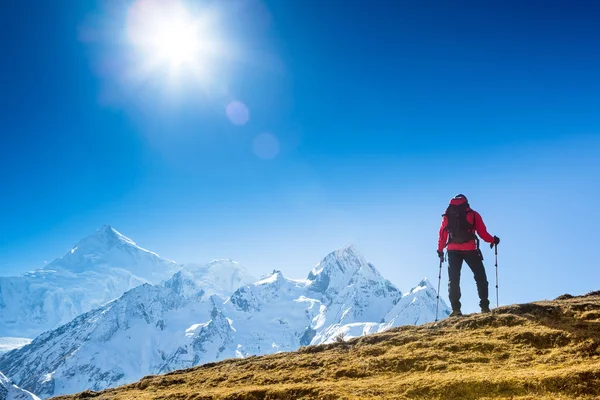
[[449, 310, 463, 317], [480, 305, 491, 313]]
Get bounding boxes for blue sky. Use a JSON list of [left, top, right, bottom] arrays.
[[1, 0, 599, 313]]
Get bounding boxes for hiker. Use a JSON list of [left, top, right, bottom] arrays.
[[437, 194, 500, 317]]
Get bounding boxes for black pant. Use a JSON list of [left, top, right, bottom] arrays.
[[448, 250, 490, 311]]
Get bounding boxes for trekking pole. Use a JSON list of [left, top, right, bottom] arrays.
[[494, 244, 499, 309], [435, 256, 443, 322]]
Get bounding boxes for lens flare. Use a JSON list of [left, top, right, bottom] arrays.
[[253, 133, 280, 160], [226, 101, 250, 125]]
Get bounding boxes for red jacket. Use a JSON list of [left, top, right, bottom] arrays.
[[438, 197, 495, 252]]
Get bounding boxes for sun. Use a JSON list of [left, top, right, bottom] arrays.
[[157, 22, 199, 68], [126, 0, 222, 79]]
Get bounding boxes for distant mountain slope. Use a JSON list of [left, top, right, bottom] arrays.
[[0, 372, 40, 400], [0, 259, 256, 398], [176, 259, 257, 299], [52, 291, 600, 400], [0, 339, 31, 356], [0, 225, 181, 338], [0, 246, 447, 398]]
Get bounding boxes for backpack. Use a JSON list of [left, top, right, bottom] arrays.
[[444, 202, 476, 244]]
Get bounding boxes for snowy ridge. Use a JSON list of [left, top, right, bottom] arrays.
[[0, 245, 449, 398], [0, 226, 181, 338], [0, 372, 40, 400]]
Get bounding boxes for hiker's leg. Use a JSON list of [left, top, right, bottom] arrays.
[[447, 251, 464, 312], [465, 251, 490, 309]]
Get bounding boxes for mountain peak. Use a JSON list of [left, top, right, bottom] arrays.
[[336, 244, 361, 258], [307, 245, 384, 295], [58, 225, 159, 262], [93, 225, 137, 247], [417, 277, 433, 289], [43, 226, 179, 281], [99, 224, 114, 233], [255, 270, 285, 286], [206, 259, 238, 267], [403, 277, 436, 298], [308, 244, 367, 280]]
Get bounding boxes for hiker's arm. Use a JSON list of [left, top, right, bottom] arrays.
[[438, 216, 448, 252], [474, 212, 495, 243]]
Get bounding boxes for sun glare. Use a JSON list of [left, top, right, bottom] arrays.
[[127, 0, 222, 80], [159, 23, 199, 67]]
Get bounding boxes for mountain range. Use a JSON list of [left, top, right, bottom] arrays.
[[0, 227, 449, 398], [50, 292, 600, 400]]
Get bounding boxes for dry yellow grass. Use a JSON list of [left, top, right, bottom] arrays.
[[53, 291, 600, 400]]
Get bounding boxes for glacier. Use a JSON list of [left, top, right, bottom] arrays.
[[0, 244, 449, 398]]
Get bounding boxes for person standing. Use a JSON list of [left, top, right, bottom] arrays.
[[438, 194, 500, 317]]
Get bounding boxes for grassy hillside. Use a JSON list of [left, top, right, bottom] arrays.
[[53, 292, 600, 400]]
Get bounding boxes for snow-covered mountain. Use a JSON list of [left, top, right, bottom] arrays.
[[176, 259, 257, 298], [0, 225, 181, 338], [0, 372, 40, 400], [0, 246, 449, 398]]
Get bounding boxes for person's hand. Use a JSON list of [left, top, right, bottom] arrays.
[[490, 236, 500, 248], [437, 250, 444, 262]]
